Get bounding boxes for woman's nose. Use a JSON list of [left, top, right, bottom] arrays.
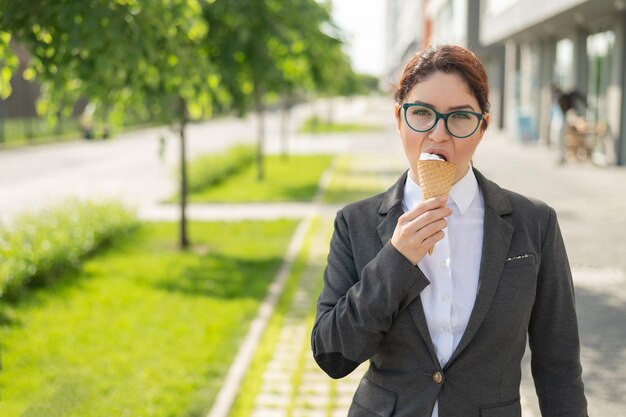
[[429, 118, 451, 142]]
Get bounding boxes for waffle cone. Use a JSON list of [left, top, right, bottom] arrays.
[[416, 160, 456, 255], [416, 160, 456, 199]]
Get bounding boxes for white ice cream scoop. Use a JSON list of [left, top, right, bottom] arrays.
[[419, 152, 445, 161]]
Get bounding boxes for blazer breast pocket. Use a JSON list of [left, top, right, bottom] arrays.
[[348, 378, 397, 417], [492, 253, 538, 314], [504, 253, 536, 269]]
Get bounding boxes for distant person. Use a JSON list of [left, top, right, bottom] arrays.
[[554, 86, 587, 163], [311, 44, 588, 416]]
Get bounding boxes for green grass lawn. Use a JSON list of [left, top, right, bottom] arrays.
[[188, 154, 332, 202], [298, 116, 384, 134], [0, 220, 298, 417]]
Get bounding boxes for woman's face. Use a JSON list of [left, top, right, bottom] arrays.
[[394, 71, 489, 185]]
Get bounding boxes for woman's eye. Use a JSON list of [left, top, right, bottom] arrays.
[[412, 109, 431, 116], [451, 112, 471, 119]]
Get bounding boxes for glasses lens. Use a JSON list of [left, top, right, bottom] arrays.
[[405, 105, 436, 132], [447, 111, 480, 138]]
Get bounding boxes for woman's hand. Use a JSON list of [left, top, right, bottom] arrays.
[[391, 196, 452, 265]]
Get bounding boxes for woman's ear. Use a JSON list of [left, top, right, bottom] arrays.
[[482, 113, 491, 131], [394, 103, 402, 132]]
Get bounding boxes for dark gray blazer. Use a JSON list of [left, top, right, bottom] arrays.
[[311, 169, 588, 417]]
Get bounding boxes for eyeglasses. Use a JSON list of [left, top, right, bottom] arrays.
[[402, 102, 486, 139]]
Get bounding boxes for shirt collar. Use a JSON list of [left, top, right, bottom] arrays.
[[403, 165, 479, 215]]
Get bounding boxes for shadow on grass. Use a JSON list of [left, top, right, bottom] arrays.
[[276, 184, 319, 201], [332, 168, 403, 178], [187, 182, 320, 203], [323, 188, 385, 204], [155, 252, 283, 300]]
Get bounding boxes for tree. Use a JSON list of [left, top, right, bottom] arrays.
[[0, 0, 221, 249], [203, 0, 349, 177]]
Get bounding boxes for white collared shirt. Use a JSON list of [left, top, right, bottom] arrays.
[[402, 166, 485, 417]]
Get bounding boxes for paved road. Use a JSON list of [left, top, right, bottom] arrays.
[[0, 115, 268, 222]]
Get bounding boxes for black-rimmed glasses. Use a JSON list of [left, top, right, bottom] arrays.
[[402, 102, 485, 139]]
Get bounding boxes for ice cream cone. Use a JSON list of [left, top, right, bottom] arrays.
[[416, 159, 456, 254], [416, 159, 456, 199]]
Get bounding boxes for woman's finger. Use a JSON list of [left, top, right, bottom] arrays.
[[399, 196, 448, 222]]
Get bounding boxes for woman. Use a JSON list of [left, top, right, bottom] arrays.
[[311, 44, 588, 417]]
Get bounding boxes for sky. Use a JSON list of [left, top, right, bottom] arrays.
[[331, 0, 386, 76]]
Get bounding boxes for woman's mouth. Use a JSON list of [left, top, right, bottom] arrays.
[[423, 149, 450, 162]]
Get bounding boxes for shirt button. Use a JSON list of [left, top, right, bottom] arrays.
[[443, 326, 450, 332], [442, 295, 450, 301], [432, 370, 444, 384], [439, 261, 447, 268]]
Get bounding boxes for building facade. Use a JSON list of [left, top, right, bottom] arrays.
[[480, 0, 626, 165], [385, 0, 626, 165], [385, 0, 506, 130], [385, 0, 427, 88]]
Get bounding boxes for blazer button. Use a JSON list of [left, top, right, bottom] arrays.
[[432, 370, 443, 384]]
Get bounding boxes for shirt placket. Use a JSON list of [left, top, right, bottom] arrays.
[[435, 229, 454, 368]]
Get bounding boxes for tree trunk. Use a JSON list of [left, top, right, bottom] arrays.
[[326, 97, 334, 125], [179, 98, 190, 249], [255, 90, 265, 181], [280, 96, 290, 159]]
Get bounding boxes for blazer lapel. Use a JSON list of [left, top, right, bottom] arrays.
[[376, 171, 439, 362], [447, 169, 514, 366], [376, 170, 407, 245]]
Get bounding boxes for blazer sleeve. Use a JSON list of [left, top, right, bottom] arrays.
[[529, 207, 588, 416], [311, 209, 429, 379]]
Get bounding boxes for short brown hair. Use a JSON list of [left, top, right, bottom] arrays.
[[394, 44, 490, 117]]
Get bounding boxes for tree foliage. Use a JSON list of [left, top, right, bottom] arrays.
[[0, 0, 218, 124], [0, 0, 358, 244], [0, 31, 18, 99], [202, 0, 349, 178]]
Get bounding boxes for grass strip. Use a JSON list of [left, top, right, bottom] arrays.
[[186, 144, 256, 193], [299, 116, 384, 134], [0, 219, 298, 417], [188, 155, 332, 203]]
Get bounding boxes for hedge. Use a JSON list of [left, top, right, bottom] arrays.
[[0, 200, 138, 301]]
